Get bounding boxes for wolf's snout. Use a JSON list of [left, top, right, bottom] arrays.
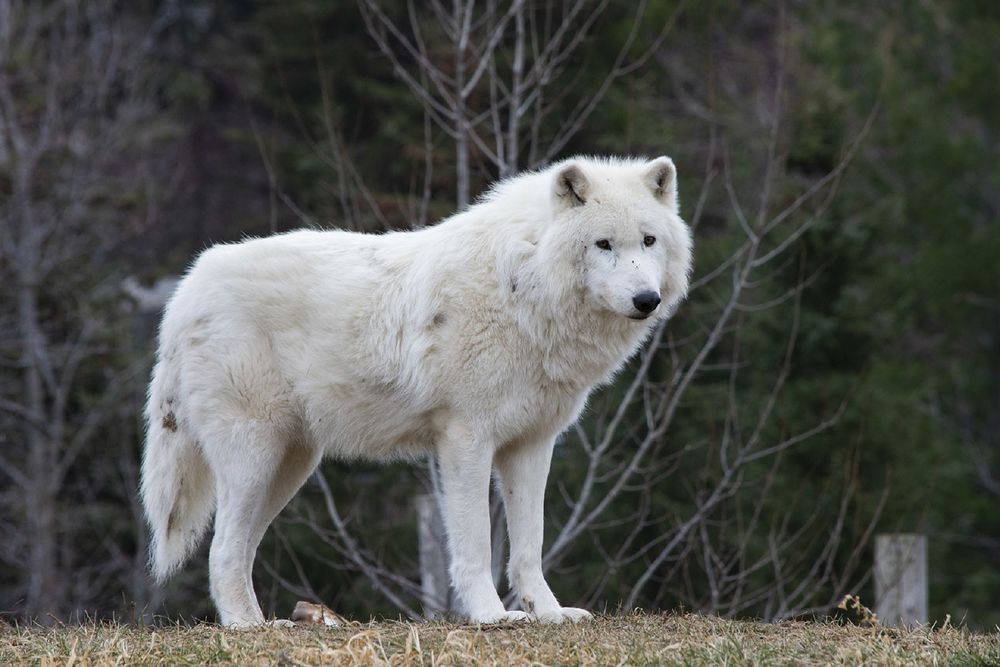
[[632, 291, 661, 314]]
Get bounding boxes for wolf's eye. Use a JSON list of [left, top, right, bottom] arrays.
[[643, 235, 656, 247], [595, 239, 612, 250]]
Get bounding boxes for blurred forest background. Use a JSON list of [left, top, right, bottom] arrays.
[[0, 0, 997, 628]]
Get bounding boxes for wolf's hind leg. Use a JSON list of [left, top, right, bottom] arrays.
[[210, 484, 267, 627], [243, 443, 322, 616], [207, 422, 295, 628]]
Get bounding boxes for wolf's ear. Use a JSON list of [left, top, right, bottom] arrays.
[[642, 157, 678, 209], [552, 162, 590, 208]]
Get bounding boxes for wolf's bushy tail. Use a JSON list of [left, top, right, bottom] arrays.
[[141, 358, 215, 583]]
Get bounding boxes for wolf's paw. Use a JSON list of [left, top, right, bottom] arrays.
[[533, 607, 593, 624], [221, 616, 268, 630], [469, 610, 531, 624]]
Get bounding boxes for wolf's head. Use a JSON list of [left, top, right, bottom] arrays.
[[544, 156, 693, 321]]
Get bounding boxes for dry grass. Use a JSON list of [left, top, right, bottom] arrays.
[[2, 613, 998, 666]]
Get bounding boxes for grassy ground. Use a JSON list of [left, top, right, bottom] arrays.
[[2, 613, 998, 666]]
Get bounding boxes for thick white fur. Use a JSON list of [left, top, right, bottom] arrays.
[[141, 156, 693, 627]]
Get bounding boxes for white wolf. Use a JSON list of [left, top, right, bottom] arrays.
[[141, 156, 693, 627]]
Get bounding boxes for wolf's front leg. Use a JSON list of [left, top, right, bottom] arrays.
[[494, 437, 593, 624], [436, 423, 529, 624]]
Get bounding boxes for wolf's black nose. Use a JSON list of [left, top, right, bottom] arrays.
[[633, 291, 661, 314]]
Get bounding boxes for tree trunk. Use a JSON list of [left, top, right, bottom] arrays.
[[454, 0, 470, 210], [18, 279, 60, 622], [416, 493, 453, 617]]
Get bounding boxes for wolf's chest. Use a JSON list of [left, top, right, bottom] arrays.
[[488, 372, 590, 446]]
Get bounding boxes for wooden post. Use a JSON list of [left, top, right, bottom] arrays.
[[416, 493, 453, 618], [875, 533, 927, 626]]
